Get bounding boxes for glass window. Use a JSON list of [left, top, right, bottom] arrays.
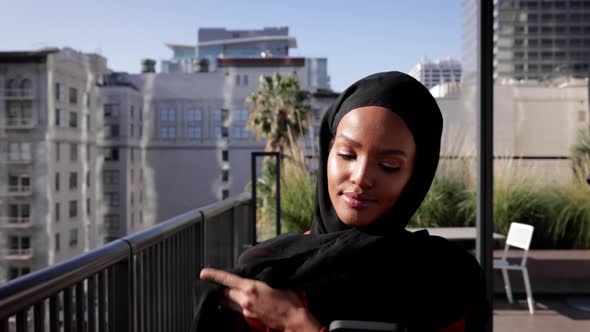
[[55, 83, 64, 101], [69, 112, 78, 128], [214, 110, 222, 121], [159, 108, 176, 121], [186, 109, 203, 121], [55, 233, 60, 252], [55, 109, 64, 127], [69, 87, 78, 104], [70, 143, 78, 161], [232, 109, 249, 121], [160, 127, 176, 139], [105, 214, 120, 231], [69, 229, 78, 247], [105, 148, 119, 161], [104, 192, 120, 207], [107, 125, 120, 138], [69, 200, 77, 218], [103, 170, 120, 185], [55, 142, 60, 161], [187, 126, 202, 139], [104, 104, 121, 118], [55, 172, 60, 192], [55, 202, 60, 222], [69, 172, 77, 190]]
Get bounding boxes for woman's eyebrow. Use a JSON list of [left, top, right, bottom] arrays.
[[379, 149, 408, 157], [336, 134, 362, 147], [336, 134, 408, 157]]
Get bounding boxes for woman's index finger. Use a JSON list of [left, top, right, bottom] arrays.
[[200, 268, 246, 289]]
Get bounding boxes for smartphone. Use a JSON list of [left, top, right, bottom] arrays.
[[329, 320, 405, 332]]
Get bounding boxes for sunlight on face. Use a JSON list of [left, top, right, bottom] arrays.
[[327, 106, 416, 227]]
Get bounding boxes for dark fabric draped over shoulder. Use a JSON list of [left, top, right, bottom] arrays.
[[191, 72, 490, 331]]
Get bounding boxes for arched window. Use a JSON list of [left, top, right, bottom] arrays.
[[5, 79, 17, 96], [20, 79, 31, 96]]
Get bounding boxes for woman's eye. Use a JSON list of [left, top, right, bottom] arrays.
[[338, 153, 355, 161], [380, 163, 401, 172]]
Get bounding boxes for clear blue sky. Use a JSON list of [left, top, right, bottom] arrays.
[[2, 0, 462, 91]]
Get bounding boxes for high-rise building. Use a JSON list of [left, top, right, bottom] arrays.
[[0, 49, 158, 283], [494, 0, 590, 82], [161, 27, 331, 90], [0, 48, 106, 282], [409, 57, 462, 89]]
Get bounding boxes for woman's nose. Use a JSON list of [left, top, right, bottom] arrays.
[[350, 159, 374, 189]]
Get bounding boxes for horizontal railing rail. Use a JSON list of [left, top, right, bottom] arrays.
[[0, 192, 253, 332]]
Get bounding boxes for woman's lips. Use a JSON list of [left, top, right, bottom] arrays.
[[341, 192, 376, 209]]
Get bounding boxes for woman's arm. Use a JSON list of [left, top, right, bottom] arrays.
[[200, 268, 323, 332]]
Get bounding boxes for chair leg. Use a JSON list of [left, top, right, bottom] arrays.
[[501, 268, 513, 304], [522, 268, 535, 315]]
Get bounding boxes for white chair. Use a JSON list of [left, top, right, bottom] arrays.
[[493, 222, 535, 314]]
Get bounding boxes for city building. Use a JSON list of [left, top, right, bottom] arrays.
[[494, 0, 590, 82], [0, 48, 106, 282], [409, 57, 462, 89], [161, 27, 331, 91], [129, 57, 313, 222], [98, 72, 152, 242]]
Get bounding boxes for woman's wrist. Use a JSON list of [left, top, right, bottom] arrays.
[[284, 306, 322, 332]]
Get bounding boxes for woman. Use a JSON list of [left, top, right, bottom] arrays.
[[193, 71, 489, 331]]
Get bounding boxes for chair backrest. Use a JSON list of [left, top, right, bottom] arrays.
[[505, 222, 534, 250]]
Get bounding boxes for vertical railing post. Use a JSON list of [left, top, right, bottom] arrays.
[[275, 153, 281, 236], [251, 153, 257, 245], [251, 151, 282, 240], [111, 256, 132, 331]]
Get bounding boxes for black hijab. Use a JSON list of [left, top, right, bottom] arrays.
[[192, 72, 489, 331]]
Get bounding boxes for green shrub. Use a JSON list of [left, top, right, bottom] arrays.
[[255, 143, 316, 240]]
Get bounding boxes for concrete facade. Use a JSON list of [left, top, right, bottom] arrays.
[[0, 48, 107, 282], [129, 59, 312, 222]]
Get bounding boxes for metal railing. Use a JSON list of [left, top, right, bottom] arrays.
[[0, 218, 32, 229], [4, 118, 35, 129], [1, 89, 34, 99], [0, 192, 253, 332], [1, 186, 32, 197], [2, 249, 33, 260]]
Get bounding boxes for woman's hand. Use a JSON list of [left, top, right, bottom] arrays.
[[200, 268, 322, 332]]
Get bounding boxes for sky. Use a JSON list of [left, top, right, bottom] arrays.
[[1, 0, 463, 91]]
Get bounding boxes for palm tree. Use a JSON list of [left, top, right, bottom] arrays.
[[246, 72, 312, 154]]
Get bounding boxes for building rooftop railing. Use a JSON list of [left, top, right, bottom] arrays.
[[0, 192, 253, 332]]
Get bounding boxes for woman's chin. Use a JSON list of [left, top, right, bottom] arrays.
[[338, 212, 374, 228]]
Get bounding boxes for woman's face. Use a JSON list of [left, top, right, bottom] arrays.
[[327, 106, 416, 227]]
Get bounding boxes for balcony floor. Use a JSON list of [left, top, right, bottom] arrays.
[[494, 295, 590, 331]]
